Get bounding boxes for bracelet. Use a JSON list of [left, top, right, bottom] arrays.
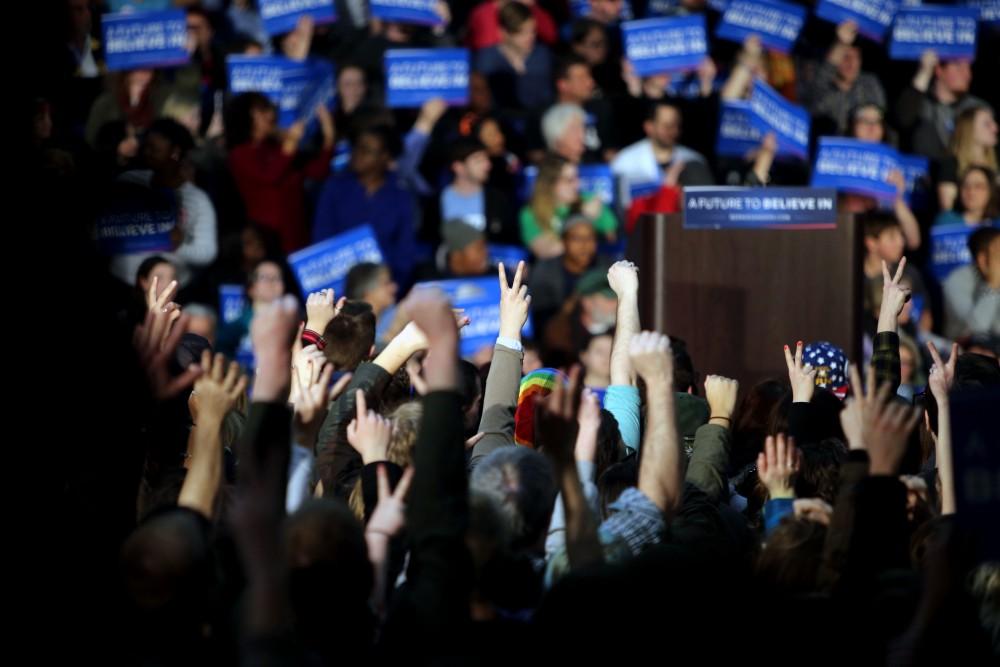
[[709, 415, 731, 423], [302, 328, 327, 351], [366, 529, 393, 538]]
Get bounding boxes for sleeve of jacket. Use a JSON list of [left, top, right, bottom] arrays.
[[470, 343, 523, 470]]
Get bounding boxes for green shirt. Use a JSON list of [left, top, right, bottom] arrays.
[[519, 193, 619, 245]]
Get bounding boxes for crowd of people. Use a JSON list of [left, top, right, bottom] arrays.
[[28, 0, 1000, 663]]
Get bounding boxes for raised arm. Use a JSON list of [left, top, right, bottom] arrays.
[[926, 342, 958, 515], [472, 261, 531, 467], [605, 261, 642, 452], [538, 368, 603, 572], [873, 257, 912, 394], [178, 351, 247, 519], [631, 332, 682, 516], [686, 374, 739, 504]]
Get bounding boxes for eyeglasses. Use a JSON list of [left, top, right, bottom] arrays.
[[254, 274, 283, 284]]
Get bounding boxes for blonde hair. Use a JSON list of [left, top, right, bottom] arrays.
[[951, 105, 999, 176], [529, 154, 572, 235], [348, 401, 423, 520]]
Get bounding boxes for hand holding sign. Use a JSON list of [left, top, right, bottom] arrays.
[[282, 15, 313, 60], [836, 19, 858, 45], [914, 49, 938, 92], [886, 168, 906, 201], [282, 119, 307, 154], [415, 97, 448, 134], [696, 57, 717, 96], [316, 103, 335, 149]]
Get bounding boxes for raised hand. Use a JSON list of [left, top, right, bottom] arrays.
[[292, 361, 352, 448], [629, 331, 673, 387], [704, 374, 739, 427], [836, 19, 858, 45], [366, 464, 415, 539], [305, 288, 345, 336], [784, 341, 817, 403], [134, 309, 201, 400], [877, 257, 912, 333], [607, 260, 638, 299], [193, 350, 248, 423], [757, 433, 800, 499], [498, 261, 531, 340], [346, 389, 393, 464], [536, 366, 582, 466], [926, 340, 959, 404]]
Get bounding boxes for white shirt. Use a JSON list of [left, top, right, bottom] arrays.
[[610, 138, 706, 207]]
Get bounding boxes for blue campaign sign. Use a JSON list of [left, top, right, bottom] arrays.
[[899, 153, 929, 208], [628, 181, 661, 201], [578, 164, 617, 208], [811, 137, 901, 201], [219, 285, 247, 325], [622, 16, 708, 75], [295, 62, 336, 124], [664, 71, 721, 98], [519, 166, 538, 203], [889, 7, 979, 60], [288, 225, 384, 297], [929, 224, 975, 281], [102, 10, 189, 71], [413, 277, 534, 357], [967, 0, 1000, 26], [370, 0, 443, 25], [815, 0, 898, 42], [749, 79, 810, 160], [385, 49, 470, 108], [108, 0, 171, 11], [520, 165, 616, 208], [716, 100, 764, 158], [488, 244, 529, 271], [227, 55, 286, 107], [683, 187, 838, 229], [951, 387, 1000, 561], [280, 59, 335, 127], [716, 0, 807, 53], [94, 181, 177, 255], [228, 56, 334, 129], [708, 0, 731, 11], [259, 0, 336, 36]]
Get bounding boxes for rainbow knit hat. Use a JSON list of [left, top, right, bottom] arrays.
[[514, 368, 566, 448]]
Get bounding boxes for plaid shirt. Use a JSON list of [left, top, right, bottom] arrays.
[[871, 331, 901, 396], [599, 488, 667, 556], [545, 487, 666, 588]]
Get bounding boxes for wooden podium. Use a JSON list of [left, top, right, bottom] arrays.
[[627, 213, 863, 389]]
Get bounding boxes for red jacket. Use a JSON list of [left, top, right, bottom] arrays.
[[625, 185, 682, 235], [228, 140, 332, 253], [466, 1, 558, 50]]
